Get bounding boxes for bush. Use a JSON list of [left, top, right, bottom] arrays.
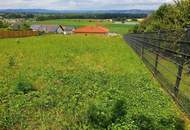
[[132, 115, 156, 130], [0, 110, 25, 130], [112, 99, 127, 123], [132, 115, 185, 130], [87, 99, 127, 129], [35, 96, 58, 110], [15, 81, 36, 94], [0, 20, 8, 28], [8, 56, 16, 67], [87, 104, 112, 128], [159, 116, 185, 130]]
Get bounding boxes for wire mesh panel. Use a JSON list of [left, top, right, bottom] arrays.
[[124, 29, 190, 116]]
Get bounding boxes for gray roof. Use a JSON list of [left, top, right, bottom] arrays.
[[63, 26, 75, 32], [45, 25, 60, 32], [31, 25, 61, 32], [31, 25, 41, 30]]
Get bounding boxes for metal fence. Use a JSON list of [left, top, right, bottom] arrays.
[[124, 29, 190, 116]]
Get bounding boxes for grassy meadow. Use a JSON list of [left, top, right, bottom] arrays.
[[143, 49, 190, 115], [30, 19, 136, 34], [0, 34, 188, 130]]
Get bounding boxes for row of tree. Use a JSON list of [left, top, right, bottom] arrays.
[[137, 0, 190, 32], [36, 13, 147, 21], [0, 21, 8, 28], [0, 13, 34, 19], [0, 12, 147, 21]]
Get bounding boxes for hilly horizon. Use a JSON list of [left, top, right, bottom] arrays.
[[0, 9, 153, 14]]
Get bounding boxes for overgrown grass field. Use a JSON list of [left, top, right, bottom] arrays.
[[30, 19, 136, 34], [0, 35, 187, 130]]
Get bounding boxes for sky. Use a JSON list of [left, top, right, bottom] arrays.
[[0, 0, 173, 10]]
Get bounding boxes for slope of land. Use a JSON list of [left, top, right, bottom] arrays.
[[0, 35, 186, 130]]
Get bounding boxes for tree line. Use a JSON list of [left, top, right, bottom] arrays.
[[35, 13, 147, 21], [0, 12, 147, 21]]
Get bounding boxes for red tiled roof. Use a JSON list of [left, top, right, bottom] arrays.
[[74, 26, 109, 33]]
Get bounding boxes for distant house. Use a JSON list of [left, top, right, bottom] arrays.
[[30, 25, 75, 34], [45, 25, 61, 33], [31, 25, 63, 33], [62, 26, 75, 35], [74, 26, 109, 35], [57, 26, 64, 33], [31, 25, 41, 31]]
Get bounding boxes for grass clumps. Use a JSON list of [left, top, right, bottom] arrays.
[[87, 99, 127, 129], [8, 56, 16, 67], [15, 81, 36, 94]]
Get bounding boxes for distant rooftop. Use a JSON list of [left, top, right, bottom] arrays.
[[74, 26, 109, 33]]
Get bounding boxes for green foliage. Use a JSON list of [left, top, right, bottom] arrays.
[[0, 20, 8, 28], [1, 108, 26, 130], [10, 23, 31, 31], [15, 81, 35, 94], [8, 56, 16, 67], [138, 0, 190, 31], [87, 99, 127, 129], [87, 104, 112, 128], [132, 115, 156, 130], [35, 13, 146, 21], [111, 99, 127, 121], [22, 23, 30, 30]]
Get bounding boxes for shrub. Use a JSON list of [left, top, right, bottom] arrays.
[[15, 81, 36, 94], [112, 99, 127, 123], [159, 116, 185, 130], [132, 115, 185, 130], [36, 96, 58, 110], [87, 99, 127, 129], [0, 109, 25, 130], [8, 56, 16, 67], [87, 104, 112, 128], [132, 115, 156, 130]]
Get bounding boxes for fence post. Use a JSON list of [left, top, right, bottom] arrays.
[[154, 30, 161, 74], [174, 27, 190, 95], [174, 55, 184, 96], [141, 32, 145, 59]]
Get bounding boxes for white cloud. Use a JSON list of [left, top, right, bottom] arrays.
[[0, 0, 174, 10]]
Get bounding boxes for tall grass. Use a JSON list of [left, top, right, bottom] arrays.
[[0, 35, 185, 129]]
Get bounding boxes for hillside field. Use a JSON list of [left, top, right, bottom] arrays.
[[0, 35, 188, 130], [30, 19, 137, 34]]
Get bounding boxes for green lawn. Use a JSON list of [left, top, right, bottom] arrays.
[[0, 35, 187, 130], [30, 19, 136, 34]]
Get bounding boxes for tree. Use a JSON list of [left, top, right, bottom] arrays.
[[0, 20, 8, 28], [138, 0, 190, 32]]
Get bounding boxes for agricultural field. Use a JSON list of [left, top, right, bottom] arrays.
[[0, 35, 188, 130], [30, 19, 136, 34]]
